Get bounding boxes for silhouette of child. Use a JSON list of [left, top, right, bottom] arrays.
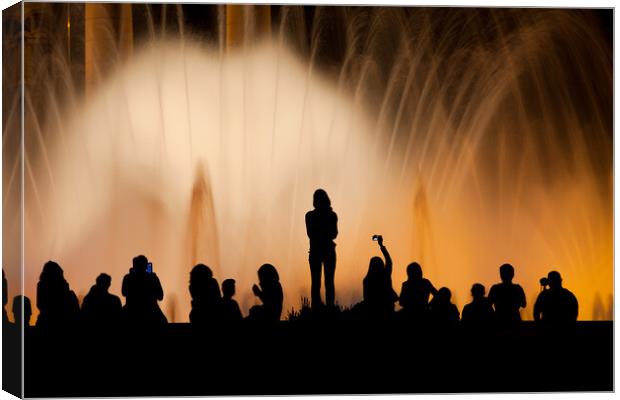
[[533, 271, 578, 325], [221, 279, 243, 323], [428, 287, 460, 324], [189, 264, 221, 327], [12, 295, 32, 328], [249, 264, 283, 322], [81, 273, 122, 327], [399, 262, 437, 319], [461, 283, 494, 325], [305, 189, 338, 309], [488, 263, 526, 325]]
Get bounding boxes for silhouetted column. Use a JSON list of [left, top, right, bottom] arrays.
[[226, 5, 271, 50], [85, 3, 133, 97]]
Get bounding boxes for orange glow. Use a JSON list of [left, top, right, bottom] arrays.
[[12, 9, 612, 323]]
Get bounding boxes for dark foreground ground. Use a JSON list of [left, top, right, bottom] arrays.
[[3, 319, 614, 397]]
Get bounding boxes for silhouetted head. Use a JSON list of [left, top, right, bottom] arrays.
[[313, 189, 332, 210], [39, 261, 64, 282], [190, 264, 213, 284], [547, 271, 562, 289], [132, 255, 148, 273], [367, 256, 384, 278], [222, 279, 236, 298], [437, 287, 452, 303], [499, 263, 514, 283], [406, 262, 423, 280], [95, 273, 112, 291], [258, 264, 279, 284], [471, 283, 485, 300], [12, 295, 32, 326]]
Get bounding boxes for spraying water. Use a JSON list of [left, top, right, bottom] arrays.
[[4, 5, 612, 321]]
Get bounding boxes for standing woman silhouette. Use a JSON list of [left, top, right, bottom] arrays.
[[305, 189, 338, 309]]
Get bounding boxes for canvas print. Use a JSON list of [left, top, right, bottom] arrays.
[[1, 3, 613, 397]]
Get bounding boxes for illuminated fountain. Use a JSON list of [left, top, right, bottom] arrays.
[[4, 6, 612, 322]]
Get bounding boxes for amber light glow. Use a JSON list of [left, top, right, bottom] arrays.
[[5, 7, 611, 323]]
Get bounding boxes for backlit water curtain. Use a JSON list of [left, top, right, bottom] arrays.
[[3, 5, 612, 322]]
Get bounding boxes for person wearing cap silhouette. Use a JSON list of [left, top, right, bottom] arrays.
[[533, 271, 578, 325]]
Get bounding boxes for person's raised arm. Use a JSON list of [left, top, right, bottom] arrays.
[[377, 236, 392, 275], [252, 284, 264, 303], [429, 281, 438, 297]]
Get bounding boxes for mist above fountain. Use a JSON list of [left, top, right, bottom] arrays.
[[10, 6, 612, 321]]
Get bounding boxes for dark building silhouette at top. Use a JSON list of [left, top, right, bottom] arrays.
[[488, 263, 526, 325], [81, 273, 122, 328], [461, 283, 495, 325], [534, 271, 578, 325], [305, 189, 338, 309], [399, 262, 437, 320], [249, 264, 283, 322], [121, 255, 167, 327], [189, 264, 222, 327], [362, 235, 397, 317], [36, 261, 80, 330]]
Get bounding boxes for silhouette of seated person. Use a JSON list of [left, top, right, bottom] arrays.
[[121, 255, 167, 327], [533, 271, 578, 326], [12, 295, 32, 329], [428, 287, 460, 325], [305, 188, 338, 309], [248, 264, 283, 323], [3, 269, 8, 325], [399, 262, 437, 320], [189, 264, 221, 327], [461, 283, 495, 325], [221, 278, 243, 324], [81, 273, 122, 328], [362, 235, 398, 318], [488, 263, 526, 325], [36, 261, 80, 330]]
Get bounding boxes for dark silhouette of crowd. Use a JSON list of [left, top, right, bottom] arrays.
[[2, 189, 581, 333]]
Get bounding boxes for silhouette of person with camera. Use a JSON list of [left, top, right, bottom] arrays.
[[488, 263, 526, 325], [399, 262, 437, 320], [305, 189, 338, 310], [81, 273, 122, 328], [249, 264, 283, 322], [189, 264, 222, 327], [362, 235, 398, 318], [36, 261, 80, 330], [221, 279, 243, 323], [121, 255, 167, 327], [461, 283, 494, 325], [534, 271, 578, 325]]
